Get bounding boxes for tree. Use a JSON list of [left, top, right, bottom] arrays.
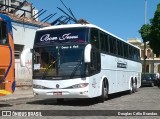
[[149, 3, 160, 57], [139, 24, 151, 43], [139, 24, 151, 73]]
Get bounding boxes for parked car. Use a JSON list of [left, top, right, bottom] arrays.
[[141, 73, 156, 87]]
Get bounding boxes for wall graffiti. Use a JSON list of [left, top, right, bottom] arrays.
[[15, 59, 32, 80]]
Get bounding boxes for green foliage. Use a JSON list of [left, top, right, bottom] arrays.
[[139, 3, 160, 57], [139, 24, 151, 42], [150, 3, 160, 57]]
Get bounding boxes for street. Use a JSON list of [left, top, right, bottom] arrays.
[[0, 86, 160, 119]]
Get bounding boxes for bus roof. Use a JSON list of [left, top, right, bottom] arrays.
[[37, 23, 140, 50]]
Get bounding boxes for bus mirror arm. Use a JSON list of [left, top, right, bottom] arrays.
[[20, 48, 32, 67], [84, 44, 92, 63]]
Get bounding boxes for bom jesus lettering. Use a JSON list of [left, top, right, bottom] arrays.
[[40, 33, 78, 42]]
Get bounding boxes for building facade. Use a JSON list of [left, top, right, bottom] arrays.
[[0, 0, 50, 85], [128, 38, 160, 74]]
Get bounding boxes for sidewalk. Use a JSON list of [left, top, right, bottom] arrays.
[[0, 87, 34, 101]]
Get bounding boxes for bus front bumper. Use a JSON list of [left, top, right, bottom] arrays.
[[33, 88, 90, 99]]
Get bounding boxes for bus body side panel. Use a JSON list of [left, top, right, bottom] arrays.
[[5, 33, 15, 94], [101, 53, 141, 94], [87, 73, 103, 98]]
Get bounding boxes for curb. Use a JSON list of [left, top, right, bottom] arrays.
[[0, 88, 34, 101], [0, 94, 34, 101]]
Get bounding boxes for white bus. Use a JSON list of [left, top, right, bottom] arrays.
[[21, 23, 142, 103]]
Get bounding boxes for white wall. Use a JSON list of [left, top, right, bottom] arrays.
[[12, 21, 40, 80]]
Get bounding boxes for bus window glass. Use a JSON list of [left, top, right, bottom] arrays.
[[123, 43, 128, 58], [90, 28, 99, 49], [105, 34, 109, 53], [137, 49, 140, 61], [33, 45, 85, 79], [129, 46, 133, 59], [100, 32, 105, 52], [109, 36, 116, 54], [133, 48, 137, 61], [88, 48, 101, 75], [0, 21, 8, 45], [117, 40, 123, 57]]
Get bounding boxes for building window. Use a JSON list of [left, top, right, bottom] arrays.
[[146, 64, 149, 73], [141, 50, 144, 59], [158, 64, 160, 73], [14, 44, 24, 59], [147, 49, 151, 58], [11, 0, 16, 3]]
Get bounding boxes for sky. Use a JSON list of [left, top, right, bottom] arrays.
[[28, 0, 160, 41]]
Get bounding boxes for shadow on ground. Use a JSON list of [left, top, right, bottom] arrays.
[[27, 91, 130, 106], [0, 103, 12, 107]]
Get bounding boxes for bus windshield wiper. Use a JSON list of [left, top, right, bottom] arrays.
[[42, 60, 57, 79], [70, 60, 82, 79]]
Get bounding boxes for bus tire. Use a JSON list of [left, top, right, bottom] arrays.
[[151, 82, 154, 87], [134, 79, 138, 92], [132, 79, 137, 93], [129, 80, 133, 94], [98, 81, 108, 103]]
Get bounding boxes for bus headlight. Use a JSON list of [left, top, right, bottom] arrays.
[[70, 83, 89, 89]]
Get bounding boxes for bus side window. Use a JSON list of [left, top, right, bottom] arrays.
[[109, 36, 116, 54], [129, 46, 133, 59], [100, 32, 105, 52], [105, 34, 109, 53], [137, 49, 140, 61], [88, 48, 101, 75], [0, 21, 8, 45], [123, 43, 128, 58], [90, 28, 99, 49], [117, 40, 123, 57]]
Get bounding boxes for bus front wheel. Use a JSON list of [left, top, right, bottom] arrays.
[[98, 81, 108, 103]]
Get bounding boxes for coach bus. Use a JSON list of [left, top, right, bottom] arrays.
[[21, 23, 141, 102], [0, 13, 15, 96]]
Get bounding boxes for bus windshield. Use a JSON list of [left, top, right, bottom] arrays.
[[33, 45, 86, 79], [34, 28, 88, 45]]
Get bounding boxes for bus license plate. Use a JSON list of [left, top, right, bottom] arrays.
[[53, 92, 62, 95]]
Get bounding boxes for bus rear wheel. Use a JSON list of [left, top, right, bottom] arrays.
[[133, 80, 138, 92], [129, 80, 133, 94]]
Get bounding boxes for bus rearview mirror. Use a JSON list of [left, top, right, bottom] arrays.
[[84, 44, 92, 63]]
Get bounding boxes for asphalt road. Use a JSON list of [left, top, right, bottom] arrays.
[[0, 86, 160, 119]]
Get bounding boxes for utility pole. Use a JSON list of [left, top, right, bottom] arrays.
[[143, 0, 147, 74]]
